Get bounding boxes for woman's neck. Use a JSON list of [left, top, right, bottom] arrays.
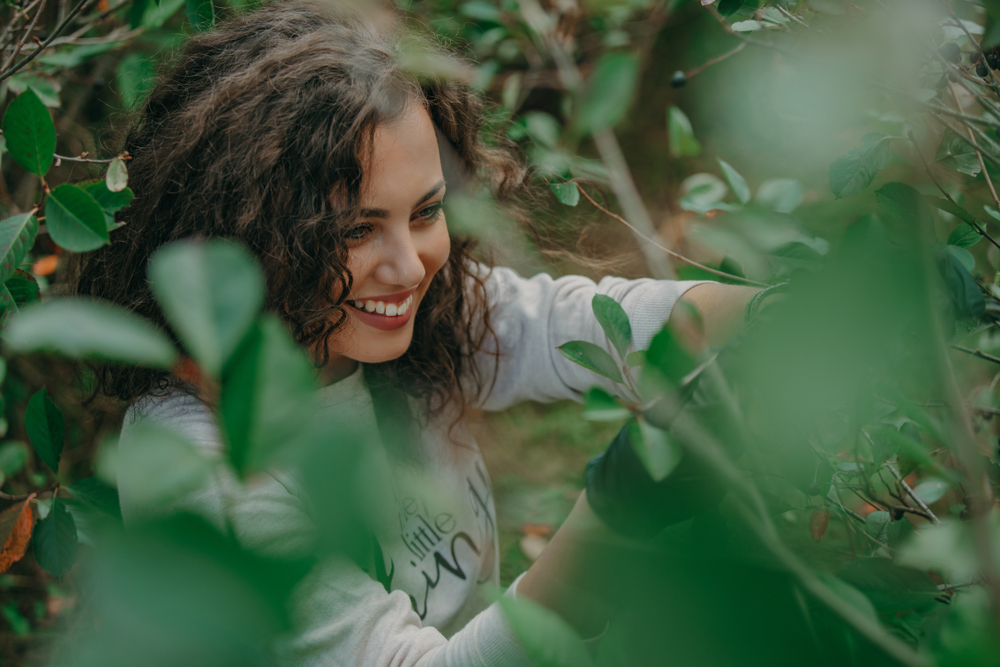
[[318, 355, 359, 386]]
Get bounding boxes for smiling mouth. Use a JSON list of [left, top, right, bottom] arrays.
[[349, 294, 414, 317]]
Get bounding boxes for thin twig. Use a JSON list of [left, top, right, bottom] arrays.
[[0, 0, 95, 84], [908, 131, 1000, 251], [948, 83, 1000, 214], [0, 0, 43, 55], [684, 42, 746, 79], [953, 344, 1000, 365], [575, 182, 769, 287], [1, 0, 46, 73], [885, 459, 943, 525], [53, 151, 128, 165]]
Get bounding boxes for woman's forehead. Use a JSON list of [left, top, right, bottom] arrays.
[[360, 105, 445, 209]]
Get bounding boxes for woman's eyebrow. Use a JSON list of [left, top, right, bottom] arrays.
[[358, 180, 447, 219]]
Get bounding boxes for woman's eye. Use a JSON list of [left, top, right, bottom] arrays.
[[344, 223, 374, 242], [416, 203, 444, 222]]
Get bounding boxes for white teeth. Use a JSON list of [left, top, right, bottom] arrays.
[[353, 294, 414, 316]]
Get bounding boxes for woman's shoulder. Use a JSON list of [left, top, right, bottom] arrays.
[[122, 385, 224, 457]]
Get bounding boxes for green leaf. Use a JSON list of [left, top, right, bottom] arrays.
[[0, 441, 30, 476], [718, 159, 750, 204], [0, 213, 38, 284], [7, 73, 61, 108], [575, 52, 639, 135], [4, 298, 179, 369], [837, 558, 940, 614], [755, 179, 803, 213], [667, 106, 701, 158], [148, 239, 265, 377], [627, 417, 683, 482], [679, 173, 727, 214], [25, 388, 64, 473], [185, 0, 215, 31], [80, 179, 135, 229], [2, 89, 55, 176], [105, 157, 128, 193], [913, 477, 949, 504], [129, 0, 150, 29], [864, 510, 891, 544], [45, 184, 109, 252], [925, 195, 980, 228], [556, 341, 623, 383], [6, 270, 39, 305], [946, 244, 975, 272], [591, 294, 631, 359], [876, 182, 934, 227], [32, 497, 78, 578], [37, 43, 119, 69], [142, 0, 185, 30], [67, 477, 122, 522], [643, 325, 696, 389], [582, 386, 630, 422], [829, 133, 892, 199], [549, 181, 579, 206], [935, 131, 981, 176], [937, 247, 985, 318], [117, 420, 213, 509], [625, 350, 646, 368], [116, 52, 156, 108], [220, 316, 317, 476], [946, 222, 984, 248], [498, 596, 595, 667]]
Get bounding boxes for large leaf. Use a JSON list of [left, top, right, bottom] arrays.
[[837, 558, 940, 614], [499, 596, 595, 667], [0, 499, 35, 573], [220, 316, 317, 476], [80, 179, 135, 229], [592, 294, 631, 359], [876, 182, 935, 228], [829, 133, 892, 199], [668, 106, 701, 158], [935, 131, 981, 176], [0, 213, 38, 284], [68, 477, 122, 522], [32, 497, 78, 578], [4, 298, 179, 369], [557, 340, 623, 383], [117, 420, 214, 510], [718, 159, 750, 204], [574, 52, 639, 135], [185, 0, 215, 31], [148, 239, 265, 377], [1, 89, 55, 176], [25, 388, 64, 473], [45, 183, 109, 252], [142, 0, 186, 30], [0, 284, 17, 328], [937, 247, 985, 318]]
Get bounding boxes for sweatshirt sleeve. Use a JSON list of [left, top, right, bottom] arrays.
[[473, 266, 712, 411], [118, 395, 534, 667]]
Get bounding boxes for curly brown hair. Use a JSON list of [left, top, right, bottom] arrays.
[[72, 0, 531, 417]]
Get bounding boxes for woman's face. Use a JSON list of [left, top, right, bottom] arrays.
[[323, 104, 451, 374]]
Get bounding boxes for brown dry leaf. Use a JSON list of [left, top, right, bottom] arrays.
[[0, 495, 36, 572]]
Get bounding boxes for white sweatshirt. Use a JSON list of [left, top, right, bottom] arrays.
[[118, 266, 709, 667]]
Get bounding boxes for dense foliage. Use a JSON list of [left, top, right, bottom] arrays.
[[0, 0, 1000, 665]]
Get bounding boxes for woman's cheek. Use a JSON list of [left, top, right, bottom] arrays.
[[425, 219, 452, 279]]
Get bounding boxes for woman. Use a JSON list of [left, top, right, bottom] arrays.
[[74, 2, 759, 665]]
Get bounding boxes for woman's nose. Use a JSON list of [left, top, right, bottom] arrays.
[[374, 227, 425, 288]]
